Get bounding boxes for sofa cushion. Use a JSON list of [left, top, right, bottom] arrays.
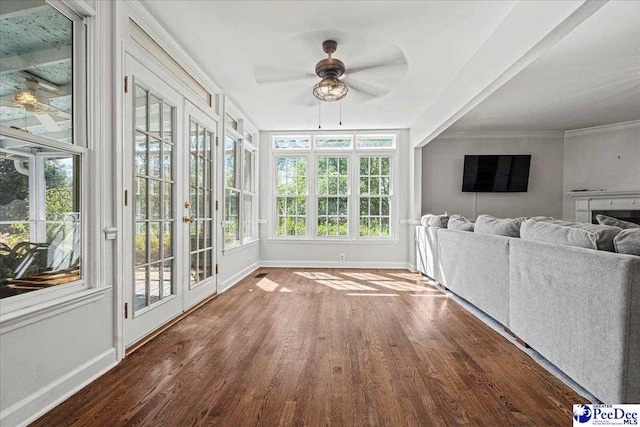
[[596, 214, 640, 229], [447, 214, 474, 232], [541, 220, 621, 252], [475, 215, 523, 237], [420, 213, 449, 228], [520, 219, 598, 250], [614, 228, 640, 256]]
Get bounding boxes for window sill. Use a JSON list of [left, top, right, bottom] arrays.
[[266, 238, 400, 245], [223, 238, 259, 255], [0, 286, 108, 334]]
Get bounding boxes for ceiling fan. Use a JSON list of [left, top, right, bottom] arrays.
[[0, 75, 71, 132], [254, 38, 408, 106]]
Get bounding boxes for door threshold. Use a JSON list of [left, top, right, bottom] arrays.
[[126, 292, 219, 356]]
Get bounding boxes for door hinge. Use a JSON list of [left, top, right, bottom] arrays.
[[215, 200, 219, 211], [124, 190, 128, 206], [215, 264, 219, 275], [124, 76, 128, 93], [124, 302, 128, 319], [215, 136, 219, 147]]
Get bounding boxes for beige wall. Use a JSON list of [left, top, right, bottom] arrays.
[[421, 132, 565, 219]]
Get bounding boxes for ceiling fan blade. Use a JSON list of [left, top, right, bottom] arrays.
[[343, 76, 390, 99], [32, 101, 71, 119], [34, 113, 61, 132], [289, 90, 318, 107], [254, 65, 316, 85]]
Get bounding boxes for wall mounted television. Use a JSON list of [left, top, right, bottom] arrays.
[[462, 155, 531, 192]]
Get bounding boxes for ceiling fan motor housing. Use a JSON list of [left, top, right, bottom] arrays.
[[315, 40, 345, 79]]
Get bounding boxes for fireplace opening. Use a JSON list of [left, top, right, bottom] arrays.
[[591, 210, 640, 225]]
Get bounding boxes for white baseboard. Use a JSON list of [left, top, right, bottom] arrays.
[[219, 261, 260, 293], [1, 348, 118, 427], [259, 260, 413, 270]]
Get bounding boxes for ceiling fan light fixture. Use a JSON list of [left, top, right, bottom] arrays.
[[14, 90, 37, 105], [313, 76, 348, 102]]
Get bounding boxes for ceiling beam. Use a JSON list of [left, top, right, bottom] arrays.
[[0, 46, 72, 76], [411, 0, 608, 147], [0, 0, 47, 19]]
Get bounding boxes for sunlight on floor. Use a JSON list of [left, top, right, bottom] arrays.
[[387, 272, 427, 281], [368, 280, 435, 292], [346, 293, 399, 297], [342, 272, 388, 281], [316, 280, 378, 291], [256, 278, 280, 292], [295, 272, 341, 280]]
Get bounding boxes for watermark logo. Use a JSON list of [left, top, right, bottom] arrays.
[[574, 404, 592, 423], [573, 404, 591, 424], [572, 404, 639, 426]]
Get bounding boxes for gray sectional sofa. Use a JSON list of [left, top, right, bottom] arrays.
[[415, 222, 640, 404]]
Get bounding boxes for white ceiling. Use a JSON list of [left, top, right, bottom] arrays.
[[140, 1, 517, 130], [447, 0, 640, 132]]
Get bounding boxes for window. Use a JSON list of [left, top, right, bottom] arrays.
[[359, 156, 391, 237], [317, 157, 349, 237], [314, 135, 352, 149], [356, 135, 396, 149], [1, 3, 87, 301], [273, 135, 310, 149], [275, 157, 307, 236], [224, 135, 240, 245], [242, 147, 256, 241], [271, 133, 396, 240]]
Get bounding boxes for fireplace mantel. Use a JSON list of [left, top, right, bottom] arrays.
[[567, 189, 640, 198], [567, 190, 640, 223]]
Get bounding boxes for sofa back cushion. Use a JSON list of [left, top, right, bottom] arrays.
[[475, 215, 523, 237], [540, 220, 621, 252], [420, 214, 449, 228], [596, 214, 640, 229], [614, 228, 640, 256], [447, 214, 475, 232], [520, 219, 598, 250]]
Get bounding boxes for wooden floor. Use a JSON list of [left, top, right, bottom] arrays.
[[32, 268, 585, 426]]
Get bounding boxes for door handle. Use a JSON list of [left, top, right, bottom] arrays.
[[184, 216, 194, 223]]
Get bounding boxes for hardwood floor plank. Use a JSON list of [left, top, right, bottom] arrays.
[[31, 268, 586, 427]]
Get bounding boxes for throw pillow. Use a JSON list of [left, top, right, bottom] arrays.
[[447, 214, 475, 232], [613, 228, 640, 256], [475, 215, 523, 238], [420, 214, 449, 228], [596, 214, 640, 230], [520, 219, 598, 250], [541, 220, 621, 252]]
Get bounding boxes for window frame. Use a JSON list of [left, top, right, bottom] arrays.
[[269, 131, 399, 242], [223, 123, 258, 251], [0, 0, 98, 318], [272, 153, 310, 240]]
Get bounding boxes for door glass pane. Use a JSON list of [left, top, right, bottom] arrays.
[[132, 85, 175, 312], [189, 117, 215, 288]]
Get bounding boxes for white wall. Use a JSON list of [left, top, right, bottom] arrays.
[[563, 121, 640, 220], [421, 132, 565, 219], [258, 129, 414, 270], [0, 2, 118, 426]]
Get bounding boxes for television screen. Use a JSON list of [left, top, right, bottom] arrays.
[[462, 155, 531, 192]]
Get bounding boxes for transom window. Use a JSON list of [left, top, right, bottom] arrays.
[[271, 133, 396, 240]]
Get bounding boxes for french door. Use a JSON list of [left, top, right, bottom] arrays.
[[123, 55, 217, 346]]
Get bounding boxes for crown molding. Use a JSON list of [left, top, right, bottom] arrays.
[[564, 120, 640, 137], [437, 130, 564, 140]]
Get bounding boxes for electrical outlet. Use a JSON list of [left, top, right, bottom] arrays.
[[339, 253, 346, 261]]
